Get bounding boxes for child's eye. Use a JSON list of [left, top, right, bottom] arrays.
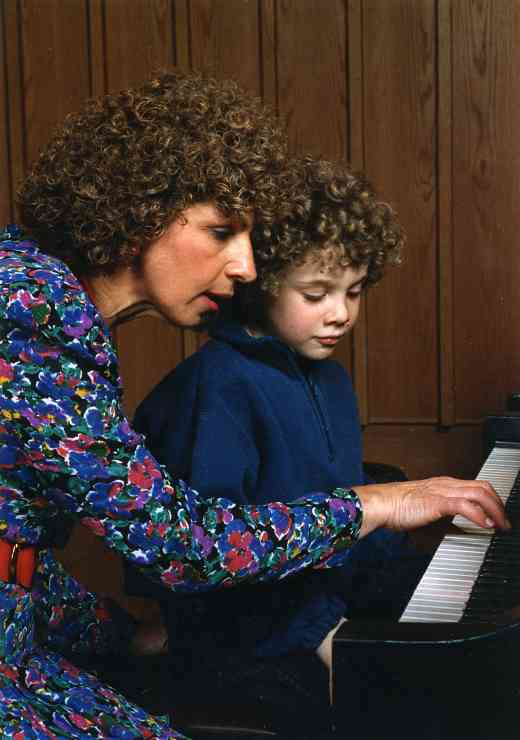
[[303, 293, 325, 303], [347, 287, 364, 299]]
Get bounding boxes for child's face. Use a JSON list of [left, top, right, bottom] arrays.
[[265, 257, 368, 360]]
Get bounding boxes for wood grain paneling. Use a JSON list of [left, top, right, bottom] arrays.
[[363, 0, 438, 422], [117, 317, 185, 420], [0, 1, 12, 225], [452, 0, 520, 421], [20, 0, 90, 166], [188, 0, 261, 93], [363, 422, 484, 482], [87, 0, 107, 97], [276, 0, 348, 160], [437, 0, 455, 426], [4, 0, 25, 206], [259, 0, 277, 109], [363, 0, 438, 423], [173, 0, 191, 69], [103, 0, 174, 92]]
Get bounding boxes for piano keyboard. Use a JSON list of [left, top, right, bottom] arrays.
[[400, 444, 520, 623]]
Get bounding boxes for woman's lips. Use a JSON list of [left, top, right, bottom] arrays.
[[199, 294, 220, 312], [199, 293, 233, 312]]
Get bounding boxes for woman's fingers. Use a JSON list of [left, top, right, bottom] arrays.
[[438, 478, 509, 530], [355, 476, 511, 537]]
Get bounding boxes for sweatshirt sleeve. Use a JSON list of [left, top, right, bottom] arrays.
[[0, 244, 363, 593]]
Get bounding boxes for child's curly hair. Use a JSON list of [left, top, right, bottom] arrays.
[[255, 157, 404, 291], [17, 70, 293, 276], [235, 157, 404, 326]]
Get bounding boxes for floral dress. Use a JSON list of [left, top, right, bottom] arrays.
[[0, 226, 363, 739]]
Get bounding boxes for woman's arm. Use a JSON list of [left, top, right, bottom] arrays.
[[0, 242, 509, 594], [0, 243, 363, 591]]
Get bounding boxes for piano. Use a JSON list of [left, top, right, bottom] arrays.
[[333, 412, 520, 739]]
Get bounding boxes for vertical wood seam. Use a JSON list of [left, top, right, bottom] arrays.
[[173, 0, 191, 70], [87, 0, 107, 98], [348, 0, 368, 425], [437, 0, 455, 426], [0, 0, 13, 219], [273, 0, 279, 114], [258, 0, 278, 112], [4, 0, 25, 211]]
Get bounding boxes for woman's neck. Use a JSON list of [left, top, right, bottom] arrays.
[[81, 268, 153, 328]]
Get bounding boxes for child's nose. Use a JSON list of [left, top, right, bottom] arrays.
[[327, 300, 349, 325]]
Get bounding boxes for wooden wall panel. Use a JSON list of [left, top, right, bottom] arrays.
[[118, 317, 185, 419], [363, 422, 484, 482], [437, 0, 455, 426], [452, 0, 520, 421], [188, 0, 261, 94], [276, 0, 348, 160], [4, 1, 26, 214], [363, 0, 438, 423], [103, 0, 175, 92], [20, 0, 90, 166]]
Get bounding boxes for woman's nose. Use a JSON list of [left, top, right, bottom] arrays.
[[226, 237, 257, 283]]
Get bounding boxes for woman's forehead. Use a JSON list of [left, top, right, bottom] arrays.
[[181, 201, 253, 228]]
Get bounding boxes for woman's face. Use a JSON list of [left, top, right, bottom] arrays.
[[137, 202, 256, 328]]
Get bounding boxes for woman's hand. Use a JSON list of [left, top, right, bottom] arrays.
[[354, 477, 511, 537]]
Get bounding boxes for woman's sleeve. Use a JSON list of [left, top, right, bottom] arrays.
[[0, 256, 363, 593]]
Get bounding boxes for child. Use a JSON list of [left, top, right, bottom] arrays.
[[129, 158, 427, 733]]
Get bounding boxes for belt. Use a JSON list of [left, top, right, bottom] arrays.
[[0, 540, 37, 588]]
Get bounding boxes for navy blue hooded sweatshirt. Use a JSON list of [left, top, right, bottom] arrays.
[[131, 321, 415, 658]]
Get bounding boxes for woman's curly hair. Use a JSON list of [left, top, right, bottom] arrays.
[[17, 70, 293, 276], [236, 157, 405, 326]]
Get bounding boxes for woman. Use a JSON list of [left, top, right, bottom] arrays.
[[0, 71, 507, 738]]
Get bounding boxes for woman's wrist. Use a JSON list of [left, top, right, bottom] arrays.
[[350, 484, 390, 538]]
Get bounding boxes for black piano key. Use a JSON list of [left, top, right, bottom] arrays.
[[460, 468, 520, 622]]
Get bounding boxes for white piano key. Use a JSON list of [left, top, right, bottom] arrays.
[[400, 444, 520, 623]]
